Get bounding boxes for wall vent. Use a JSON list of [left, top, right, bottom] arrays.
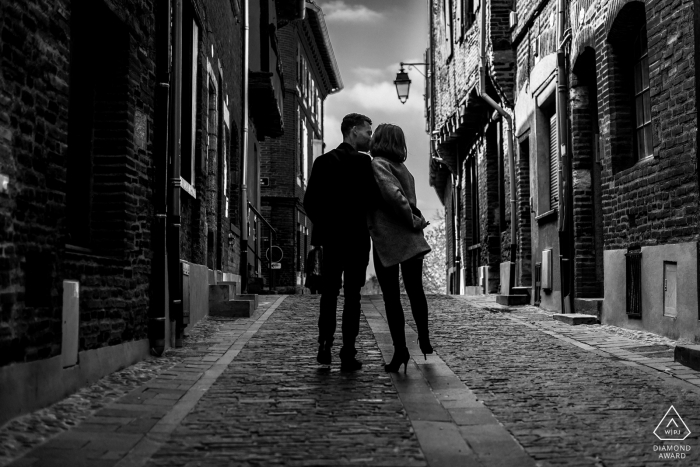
[[663, 261, 677, 318], [541, 249, 553, 290], [61, 281, 80, 368]]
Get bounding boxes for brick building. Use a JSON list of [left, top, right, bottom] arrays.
[[427, 0, 700, 342], [0, 0, 299, 425], [259, 2, 342, 291], [428, 0, 517, 296]]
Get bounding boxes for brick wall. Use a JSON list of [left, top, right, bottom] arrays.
[[444, 180, 455, 289], [259, 19, 330, 289], [480, 128, 502, 275], [430, 0, 516, 294], [179, 0, 243, 277], [570, 46, 603, 297], [516, 139, 533, 286], [0, 0, 157, 364], [597, 0, 699, 250]]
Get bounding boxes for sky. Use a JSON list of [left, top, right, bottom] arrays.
[[318, 0, 440, 219], [316, 0, 441, 277]]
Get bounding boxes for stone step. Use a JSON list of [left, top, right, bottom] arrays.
[[464, 286, 484, 296], [512, 286, 531, 297], [209, 299, 254, 318], [495, 294, 529, 306], [218, 280, 240, 296], [574, 298, 603, 319], [209, 284, 234, 304], [674, 345, 700, 371], [235, 294, 258, 309], [552, 313, 599, 325]]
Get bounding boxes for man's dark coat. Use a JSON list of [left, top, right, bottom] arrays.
[[303, 142, 373, 246]]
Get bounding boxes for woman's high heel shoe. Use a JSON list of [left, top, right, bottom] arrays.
[[385, 347, 410, 374], [418, 337, 434, 360]]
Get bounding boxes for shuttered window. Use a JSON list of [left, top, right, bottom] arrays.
[[549, 113, 559, 210]]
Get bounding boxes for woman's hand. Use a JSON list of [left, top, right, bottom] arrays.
[[412, 215, 430, 230]]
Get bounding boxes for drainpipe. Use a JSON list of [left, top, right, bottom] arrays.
[[557, 0, 573, 313], [478, 0, 517, 265], [240, 0, 250, 292], [168, 0, 183, 345], [150, 0, 171, 355]]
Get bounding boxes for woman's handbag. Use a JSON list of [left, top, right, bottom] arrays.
[[304, 246, 323, 292]]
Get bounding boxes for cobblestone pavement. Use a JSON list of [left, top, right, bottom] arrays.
[[4, 294, 700, 467], [0, 312, 244, 466], [145, 295, 425, 467], [426, 295, 700, 466], [2, 297, 281, 467]]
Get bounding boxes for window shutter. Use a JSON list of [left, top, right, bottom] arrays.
[[549, 114, 559, 210]]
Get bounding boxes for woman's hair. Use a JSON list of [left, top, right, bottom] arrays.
[[369, 123, 407, 162]]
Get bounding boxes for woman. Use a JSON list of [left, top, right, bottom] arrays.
[[367, 123, 433, 373]]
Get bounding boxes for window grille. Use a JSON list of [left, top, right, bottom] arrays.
[[625, 248, 642, 318], [534, 262, 542, 306]]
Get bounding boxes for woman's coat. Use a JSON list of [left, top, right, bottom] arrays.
[[367, 156, 431, 268]]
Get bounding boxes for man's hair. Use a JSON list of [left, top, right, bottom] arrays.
[[369, 123, 407, 163], [341, 113, 372, 137]]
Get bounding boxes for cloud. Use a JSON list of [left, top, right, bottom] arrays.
[[353, 66, 387, 82], [337, 81, 424, 113], [321, 1, 383, 23]]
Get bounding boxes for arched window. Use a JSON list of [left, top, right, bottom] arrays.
[[605, 2, 650, 173], [633, 25, 652, 160]]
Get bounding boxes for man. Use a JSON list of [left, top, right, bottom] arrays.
[[304, 113, 373, 371]]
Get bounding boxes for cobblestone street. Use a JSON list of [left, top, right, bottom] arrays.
[[3, 294, 700, 467]]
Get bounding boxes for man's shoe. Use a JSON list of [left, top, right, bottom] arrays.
[[340, 357, 363, 372], [317, 343, 332, 365]]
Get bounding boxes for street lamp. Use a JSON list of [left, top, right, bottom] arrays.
[[394, 61, 427, 104], [394, 67, 411, 104]]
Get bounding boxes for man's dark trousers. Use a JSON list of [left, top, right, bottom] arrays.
[[304, 142, 373, 358], [318, 236, 370, 356]]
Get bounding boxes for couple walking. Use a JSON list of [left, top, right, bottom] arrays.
[[304, 113, 433, 373]]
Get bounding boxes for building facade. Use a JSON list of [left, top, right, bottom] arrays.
[[0, 0, 299, 425], [259, 3, 342, 291], [427, 0, 700, 343]]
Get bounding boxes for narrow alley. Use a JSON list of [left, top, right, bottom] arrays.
[[2, 295, 699, 467]]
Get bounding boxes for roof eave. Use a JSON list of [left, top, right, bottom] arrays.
[[305, 3, 343, 95]]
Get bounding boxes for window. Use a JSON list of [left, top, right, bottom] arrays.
[[312, 139, 323, 164], [316, 92, 321, 122], [549, 113, 559, 210], [444, 0, 453, 58], [223, 124, 229, 218], [301, 119, 308, 185], [455, 0, 476, 41], [461, 0, 476, 36], [296, 47, 302, 89], [67, 0, 130, 249], [633, 25, 652, 160], [496, 123, 506, 231], [181, 10, 199, 184], [296, 223, 302, 272]]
